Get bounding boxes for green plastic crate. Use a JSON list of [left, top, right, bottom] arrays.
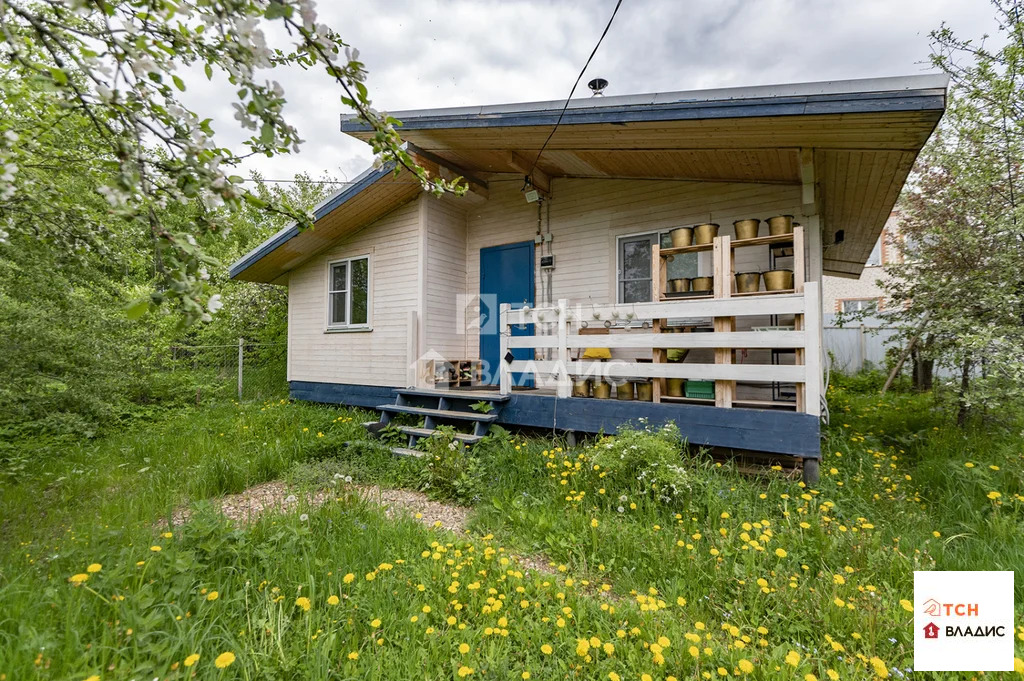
[[685, 380, 715, 399]]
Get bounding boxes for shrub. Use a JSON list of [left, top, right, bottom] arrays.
[[591, 421, 696, 506], [418, 426, 481, 503]]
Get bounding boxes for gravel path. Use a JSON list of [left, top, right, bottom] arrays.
[[170, 480, 470, 533]]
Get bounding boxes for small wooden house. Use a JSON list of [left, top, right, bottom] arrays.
[[230, 75, 947, 482]]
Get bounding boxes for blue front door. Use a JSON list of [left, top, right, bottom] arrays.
[[480, 241, 535, 387]]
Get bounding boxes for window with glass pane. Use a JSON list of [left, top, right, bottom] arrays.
[[865, 239, 882, 266], [328, 256, 370, 327], [842, 298, 878, 314], [618, 233, 698, 303]]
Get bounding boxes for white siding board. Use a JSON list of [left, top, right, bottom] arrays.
[[287, 199, 421, 387]]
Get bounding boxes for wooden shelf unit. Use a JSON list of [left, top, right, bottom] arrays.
[[649, 224, 807, 408]]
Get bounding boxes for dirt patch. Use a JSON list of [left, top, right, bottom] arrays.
[[169, 480, 469, 533]]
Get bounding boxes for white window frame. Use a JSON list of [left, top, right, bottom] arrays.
[[839, 297, 880, 314], [616, 231, 703, 304], [326, 255, 372, 332]]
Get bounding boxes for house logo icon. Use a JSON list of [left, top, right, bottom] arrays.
[[923, 598, 942, 616], [924, 622, 940, 639]]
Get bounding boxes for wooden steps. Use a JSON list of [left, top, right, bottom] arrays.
[[365, 387, 506, 457], [375, 404, 499, 422], [398, 426, 482, 445]]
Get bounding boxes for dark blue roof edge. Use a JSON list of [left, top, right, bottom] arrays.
[[229, 162, 397, 280], [342, 89, 946, 134]]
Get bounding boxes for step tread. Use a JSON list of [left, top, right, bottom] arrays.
[[376, 404, 499, 422], [395, 388, 510, 402], [398, 426, 483, 444], [391, 447, 425, 458]]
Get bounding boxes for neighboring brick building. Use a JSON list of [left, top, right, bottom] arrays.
[[823, 213, 902, 315]]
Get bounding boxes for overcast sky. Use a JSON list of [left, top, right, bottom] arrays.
[[203, 0, 1000, 185]]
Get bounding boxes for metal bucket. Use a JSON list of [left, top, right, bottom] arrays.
[[767, 215, 794, 235], [733, 219, 760, 240], [592, 380, 612, 399], [666, 377, 685, 397], [615, 382, 634, 400], [691, 276, 714, 292], [636, 381, 653, 402], [572, 378, 591, 398], [694, 223, 719, 245], [734, 271, 761, 294], [668, 278, 691, 293], [764, 269, 794, 291], [669, 227, 693, 248]]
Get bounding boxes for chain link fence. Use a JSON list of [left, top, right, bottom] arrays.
[[168, 339, 287, 403]]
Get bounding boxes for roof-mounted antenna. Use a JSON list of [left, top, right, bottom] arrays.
[[588, 78, 608, 96]]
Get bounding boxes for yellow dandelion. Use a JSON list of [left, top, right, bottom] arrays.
[[68, 573, 89, 585], [86, 563, 102, 573], [459, 643, 470, 654], [150, 545, 162, 552], [590, 518, 599, 528], [295, 597, 311, 612], [327, 595, 340, 606], [541, 644, 553, 655], [899, 599, 913, 612], [785, 650, 801, 666], [371, 618, 382, 628], [343, 572, 355, 584], [987, 491, 1002, 500], [457, 665, 474, 677], [214, 652, 235, 669], [184, 653, 200, 667], [347, 651, 359, 660], [738, 658, 754, 674], [609, 674, 621, 681], [775, 548, 787, 558], [207, 591, 219, 601]]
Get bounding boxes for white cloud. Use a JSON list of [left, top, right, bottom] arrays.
[[186, 0, 999, 184]]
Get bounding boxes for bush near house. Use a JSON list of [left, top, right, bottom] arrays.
[[0, 381, 1022, 680]]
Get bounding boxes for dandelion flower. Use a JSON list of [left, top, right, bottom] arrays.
[[775, 548, 787, 558], [785, 650, 801, 666], [457, 665, 474, 677], [347, 651, 359, 660], [86, 563, 102, 573], [207, 591, 219, 601], [162, 531, 173, 538], [150, 545, 162, 552], [899, 599, 913, 612], [214, 652, 235, 668], [609, 674, 621, 681], [541, 644, 553, 655], [84, 676, 100, 681], [327, 595, 340, 606], [343, 573, 355, 584], [738, 658, 754, 674], [590, 518, 599, 528], [459, 643, 470, 654], [371, 618, 382, 628], [68, 573, 89, 585], [522, 673, 531, 680], [987, 491, 1002, 500], [184, 653, 200, 667], [295, 597, 311, 612]]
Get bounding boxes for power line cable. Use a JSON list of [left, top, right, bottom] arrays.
[[527, 0, 624, 185]]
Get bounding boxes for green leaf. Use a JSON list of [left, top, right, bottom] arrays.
[[259, 123, 274, 146], [48, 68, 68, 85], [172, 75, 186, 92], [124, 297, 150, 320], [204, 63, 213, 80], [243, 193, 268, 209]]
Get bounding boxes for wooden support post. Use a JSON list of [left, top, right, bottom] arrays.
[[651, 242, 666, 402], [556, 299, 571, 398], [406, 310, 419, 388], [499, 303, 511, 395], [713, 236, 735, 408], [802, 281, 823, 418]]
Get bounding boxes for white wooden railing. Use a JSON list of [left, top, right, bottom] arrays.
[[498, 282, 822, 416]]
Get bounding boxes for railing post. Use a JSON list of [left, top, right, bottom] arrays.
[[237, 337, 244, 400], [499, 303, 511, 395], [803, 282, 822, 417], [556, 299, 571, 398]]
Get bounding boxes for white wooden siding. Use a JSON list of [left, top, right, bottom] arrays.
[[287, 198, 421, 387], [423, 196, 469, 360], [460, 178, 805, 359]]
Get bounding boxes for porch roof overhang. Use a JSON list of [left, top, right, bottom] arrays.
[[231, 74, 946, 283], [343, 74, 946, 278]]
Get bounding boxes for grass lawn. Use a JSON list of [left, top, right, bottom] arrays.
[[0, 384, 1022, 680]]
